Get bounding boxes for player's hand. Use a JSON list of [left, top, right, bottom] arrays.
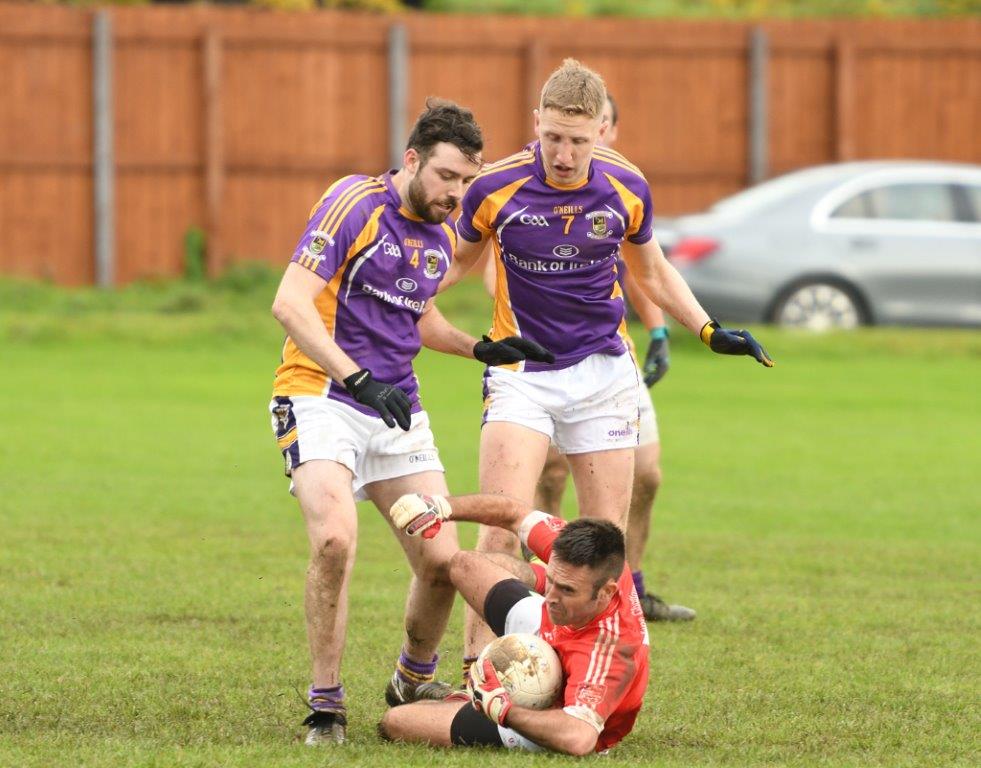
[[389, 493, 452, 539], [473, 335, 555, 366], [343, 369, 412, 431], [642, 326, 670, 386], [467, 657, 513, 726], [699, 320, 774, 367]]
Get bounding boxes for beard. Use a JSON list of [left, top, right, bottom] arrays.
[[406, 175, 455, 224]]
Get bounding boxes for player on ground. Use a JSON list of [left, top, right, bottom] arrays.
[[443, 59, 772, 666], [532, 93, 694, 622], [269, 99, 552, 745], [380, 493, 649, 755]]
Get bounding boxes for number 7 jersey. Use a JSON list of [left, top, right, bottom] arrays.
[[457, 141, 656, 371]]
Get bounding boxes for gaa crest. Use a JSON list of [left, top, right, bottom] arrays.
[[586, 210, 613, 239]]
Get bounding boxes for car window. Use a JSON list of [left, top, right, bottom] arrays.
[[961, 184, 981, 223], [867, 183, 958, 222], [832, 191, 874, 219]]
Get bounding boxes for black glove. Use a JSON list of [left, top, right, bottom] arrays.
[[473, 335, 556, 366], [343, 369, 412, 431], [699, 319, 774, 367], [642, 326, 670, 387]]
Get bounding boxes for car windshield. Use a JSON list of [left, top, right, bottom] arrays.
[[710, 166, 856, 216]]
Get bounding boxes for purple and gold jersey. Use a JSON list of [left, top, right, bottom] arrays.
[[272, 172, 455, 416], [458, 142, 654, 371]]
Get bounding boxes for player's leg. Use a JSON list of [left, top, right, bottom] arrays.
[[533, 445, 571, 516], [626, 440, 660, 569], [467, 421, 551, 670], [290, 458, 359, 743], [270, 395, 369, 744], [379, 700, 474, 747], [553, 351, 640, 528], [364, 469, 461, 704], [628, 395, 695, 622]]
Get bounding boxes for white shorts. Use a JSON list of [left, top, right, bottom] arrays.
[[269, 396, 444, 501], [483, 352, 641, 454], [638, 387, 659, 446]]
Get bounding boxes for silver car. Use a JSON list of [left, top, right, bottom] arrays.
[[659, 161, 981, 329]]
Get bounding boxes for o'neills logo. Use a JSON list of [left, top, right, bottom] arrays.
[[608, 425, 634, 438]]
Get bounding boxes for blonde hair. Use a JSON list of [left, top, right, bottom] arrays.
[[540, 58, 607, 119]]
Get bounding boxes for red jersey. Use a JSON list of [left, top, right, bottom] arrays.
[[520, 511, 650, 752]]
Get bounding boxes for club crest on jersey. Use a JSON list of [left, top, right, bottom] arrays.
[[424, 249, 443, 279], [586, 211, 613, 239], [576, 682, 607, 708], [309, 230, 332, 254]]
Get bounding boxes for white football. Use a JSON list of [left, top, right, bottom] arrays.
[[476, 632, 563, 710]]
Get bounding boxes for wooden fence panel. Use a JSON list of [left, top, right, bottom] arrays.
[[0, 4, 979, 284]]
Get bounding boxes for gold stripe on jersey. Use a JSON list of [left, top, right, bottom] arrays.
[[594, 147, 645, 178], [308, 176, 349, 219], [321, 178, 385, 236], [471, 175, 534, 236], [603, 172, 646, 238], [479, 150, 534, 173], [610, 263, 636, 359], [476, 152, 535, 181], [273, 204, 387, 397], [489, 238, 522, 373], [315, 176, 368, 230], [328, 183, 386, 238], [441, 221, 457, 252]]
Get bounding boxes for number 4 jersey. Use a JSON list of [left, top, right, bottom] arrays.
[[273, 172, 456, 416]]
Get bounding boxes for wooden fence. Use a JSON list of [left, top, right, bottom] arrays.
[[1, 3, 979, 284]]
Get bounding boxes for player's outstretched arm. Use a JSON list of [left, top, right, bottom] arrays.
[[438, 233, 487, 293], [622, 239, 773, 367], [419, 303, 554, 366], [417, 301, 480, 358], [624, 271, 670, 386], [390, 493, 531, 539]]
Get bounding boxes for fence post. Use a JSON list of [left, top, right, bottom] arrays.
[[204, 28, 224, 278], [388, 22, 408, 170], [834, 40, 856, 161], [93, 9, 114, 287], [747, 25, 768, 185]]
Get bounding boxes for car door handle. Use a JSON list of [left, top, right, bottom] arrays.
[[849, 238, 878, 249]]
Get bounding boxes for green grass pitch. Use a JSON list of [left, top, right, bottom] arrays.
[[0, 275, 978, 766]]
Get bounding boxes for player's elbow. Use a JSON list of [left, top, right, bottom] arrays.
[[271, 292, 296, 326], [555, 726, 598, 756]]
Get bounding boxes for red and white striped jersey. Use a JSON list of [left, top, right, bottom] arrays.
[[521, 512, 650, 752]]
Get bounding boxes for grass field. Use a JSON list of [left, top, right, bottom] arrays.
[[1, 273, 978, 767]]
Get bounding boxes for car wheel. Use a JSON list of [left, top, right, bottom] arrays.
[[774, 282, 863, 330]]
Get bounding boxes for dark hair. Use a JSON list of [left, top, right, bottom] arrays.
[[605, 93, 618, 127], [551, 518, 625, 596], [406, 97, 483, 166]]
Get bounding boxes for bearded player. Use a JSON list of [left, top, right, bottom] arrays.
[[269, 99, 552, 745], [380, 493, 649, 755]]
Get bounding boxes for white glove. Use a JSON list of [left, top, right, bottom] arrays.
[[389, 494, 452, 539], [467, 657, 513, 725]]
